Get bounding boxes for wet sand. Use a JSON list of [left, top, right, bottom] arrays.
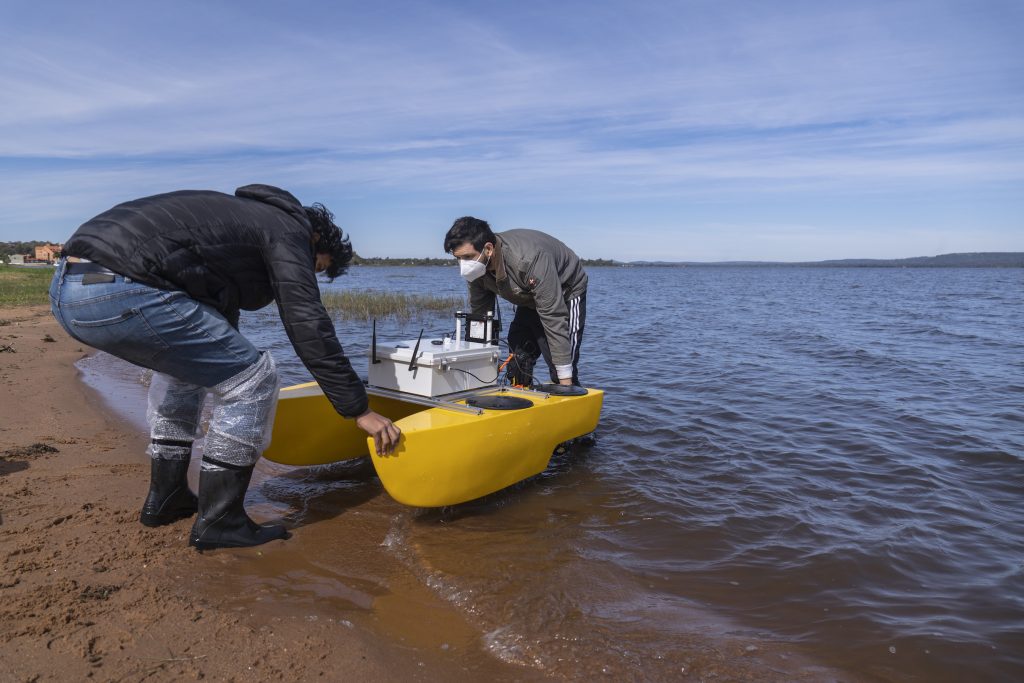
[[0, 306, 544, 682]]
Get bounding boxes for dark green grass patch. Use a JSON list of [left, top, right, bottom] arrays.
[[0, 265, 53, 307], [321, 289, 464, 320]]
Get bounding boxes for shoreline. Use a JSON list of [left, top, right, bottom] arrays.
[[0, 305, 542, 682], [2, 304, 868, 682]]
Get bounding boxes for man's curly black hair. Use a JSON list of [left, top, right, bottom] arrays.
[[305, 202, 353, 280], [444, 216, 496, 254]]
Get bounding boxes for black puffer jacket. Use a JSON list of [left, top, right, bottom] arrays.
[[64, 184, 368, 418]]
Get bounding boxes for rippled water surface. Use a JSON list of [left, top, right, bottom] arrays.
[[227, 266, 1022, 680]]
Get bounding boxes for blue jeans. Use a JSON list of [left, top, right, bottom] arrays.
[[49, 258, 260, 387]]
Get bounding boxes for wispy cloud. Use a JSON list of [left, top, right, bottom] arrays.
[[0, 0, 1020, 259]]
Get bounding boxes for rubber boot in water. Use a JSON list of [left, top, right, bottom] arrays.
[[140, 458, 198, 527], [188, 462, 288, 550]]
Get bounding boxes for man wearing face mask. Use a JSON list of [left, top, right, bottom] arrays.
[[443, 216, 588, 387]]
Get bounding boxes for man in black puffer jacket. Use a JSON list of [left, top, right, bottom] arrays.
[[51, 184, 400, 550]]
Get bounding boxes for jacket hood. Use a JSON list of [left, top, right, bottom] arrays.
[[234, 184, 309, 227]]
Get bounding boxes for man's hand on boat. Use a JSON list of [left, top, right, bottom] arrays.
[[356, 410, 402, 455]]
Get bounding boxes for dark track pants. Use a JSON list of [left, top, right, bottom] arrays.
[[506, 293, 586, 386]]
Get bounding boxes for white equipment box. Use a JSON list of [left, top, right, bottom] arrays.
[[368, 339, 500, 397]]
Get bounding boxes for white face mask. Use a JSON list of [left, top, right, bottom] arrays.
[[459, 250, 490, 282]]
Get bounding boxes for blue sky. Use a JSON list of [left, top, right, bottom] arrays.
[[1, 0, 1021, 261]]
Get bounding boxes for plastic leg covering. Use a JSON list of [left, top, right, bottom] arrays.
[[140, 374, 204, 526], [189, 353, 287, 549], [202, 352, 279, 468], [147, 373, 205, 459]]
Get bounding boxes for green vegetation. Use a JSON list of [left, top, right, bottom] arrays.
[[0, 265, 53, 307], [349, 255, 622, 267], [351, 254, 453, 266], [321, 289, 465, 320], [1, 241, 62, 264], [0, 262, 463, 317]]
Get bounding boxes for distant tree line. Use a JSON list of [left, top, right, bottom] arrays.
[[0, 246, 624, 267], [629, 252, 1024, 268], [349, 254, 621, 267], [350, 253, 453, 266], [1, 241, 62, 264], [808, 252, 1024, 268]]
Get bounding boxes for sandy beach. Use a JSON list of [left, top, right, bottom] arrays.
[[0, 305, 547, 682]]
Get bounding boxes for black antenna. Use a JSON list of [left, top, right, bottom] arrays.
[[408, 328, 424, 371], [372, 319, 380, 364]]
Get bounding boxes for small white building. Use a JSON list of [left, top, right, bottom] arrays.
[[9, 254, 26, 265]]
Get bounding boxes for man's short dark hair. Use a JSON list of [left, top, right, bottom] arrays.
[[444, 216, 496, 254], [305, 203, 352, 280]]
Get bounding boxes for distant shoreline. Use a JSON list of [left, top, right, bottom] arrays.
[[613, 251, 1024, 268], [2, 250, 1021, 270], [348, 252, 1023, 268]]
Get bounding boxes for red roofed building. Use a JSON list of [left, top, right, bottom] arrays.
[[33, 244, 62, 263]]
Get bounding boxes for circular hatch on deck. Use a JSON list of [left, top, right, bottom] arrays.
[[465, 395, 534, 410]]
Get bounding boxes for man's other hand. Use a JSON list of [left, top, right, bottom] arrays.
[[356, 410, 401, 455], [558, 378, 573, 386]]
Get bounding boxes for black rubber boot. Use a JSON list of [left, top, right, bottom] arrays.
[[140, 457, 198, 527], [188, 462, 288, 550]]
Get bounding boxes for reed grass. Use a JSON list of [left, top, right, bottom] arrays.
[[321, 289, 465, 320], [0, 265, 463, 320], [0, 265, 53, 307]]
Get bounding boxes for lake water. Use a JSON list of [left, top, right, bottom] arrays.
[[88, 265, 1024, 681]]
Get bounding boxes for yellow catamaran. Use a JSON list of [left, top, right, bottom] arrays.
[[264, 319, 603, 507]]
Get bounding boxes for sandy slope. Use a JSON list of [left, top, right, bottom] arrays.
[[0, 306, 539, 682]]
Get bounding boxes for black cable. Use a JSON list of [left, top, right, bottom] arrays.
[[449, 366, 501, 384]]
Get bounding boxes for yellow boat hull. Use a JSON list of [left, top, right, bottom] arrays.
[[263, 383, 604, 507], [264, 382, 423, 467]]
